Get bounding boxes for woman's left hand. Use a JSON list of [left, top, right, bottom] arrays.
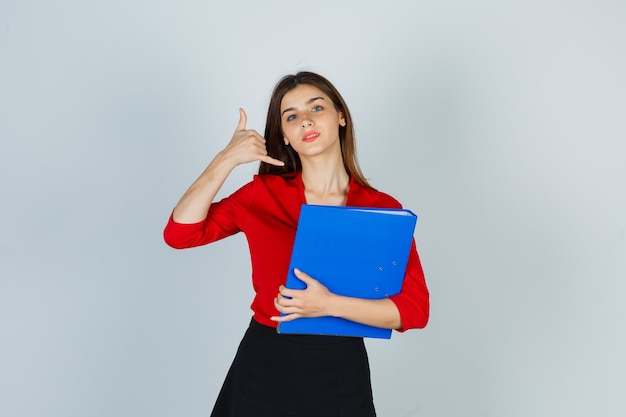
[[271, 268, 334, 322]]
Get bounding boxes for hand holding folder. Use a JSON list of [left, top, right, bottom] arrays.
[[277, 204, 418, 339]]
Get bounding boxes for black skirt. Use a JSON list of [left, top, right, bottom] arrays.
[[210, 318, 377, 417]]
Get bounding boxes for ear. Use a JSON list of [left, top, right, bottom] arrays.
[[339, 112, 347, 127], [283, 136, 290, 146]]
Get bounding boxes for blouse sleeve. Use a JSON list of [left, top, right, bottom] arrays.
[[163, 179, 256, 249], [367, 192, 430, 331], [388, 240, 430, 331]]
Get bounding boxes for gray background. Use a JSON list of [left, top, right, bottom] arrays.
[[1, 1, 625, 416]]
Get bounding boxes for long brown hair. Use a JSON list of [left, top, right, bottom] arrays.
[[258, 71, 373, 189]]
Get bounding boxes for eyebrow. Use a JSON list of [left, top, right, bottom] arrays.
[[281, 96, 325, 116]]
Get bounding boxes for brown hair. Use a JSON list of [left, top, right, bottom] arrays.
[[258, 71, 373, 189]]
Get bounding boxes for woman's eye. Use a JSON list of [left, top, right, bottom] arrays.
[[286, 114, 296, 121], [312, 105, 323, 112]]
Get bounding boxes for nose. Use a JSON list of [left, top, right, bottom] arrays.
[[301, 117, 313, 128]]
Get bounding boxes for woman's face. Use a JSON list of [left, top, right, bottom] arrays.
[[279, 84, 346, 159]]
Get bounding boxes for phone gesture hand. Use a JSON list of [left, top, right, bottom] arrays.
[[222, 108, 284, 167]]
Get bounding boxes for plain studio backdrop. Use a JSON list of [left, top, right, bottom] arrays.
[[1, 1, 625, 416]]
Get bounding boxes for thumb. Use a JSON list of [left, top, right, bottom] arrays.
[[235, 108, 247, 131]]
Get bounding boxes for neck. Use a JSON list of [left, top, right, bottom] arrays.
[[300, 155, 350, 206]]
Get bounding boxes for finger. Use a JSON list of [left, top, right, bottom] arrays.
[[270, 313, 299, 323], [260, 155, 285, 166], [276, 295, 296, 309], [277, 291, 299, 307], [272, 298, 301, 321], [293, 268, 315, 283], [279, 287, 298, 299], [250, 131, 267, 145], [235, 108, 247, 132], [274, 297, 297, 314]]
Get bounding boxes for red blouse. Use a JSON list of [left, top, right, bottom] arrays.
[[163, 172, 429, 331]]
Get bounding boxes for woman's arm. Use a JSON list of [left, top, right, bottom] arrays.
[[271, 268, 403, 330], [172, 108, 284, 224]]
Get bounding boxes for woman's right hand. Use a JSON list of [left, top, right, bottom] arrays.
[[171, 108, 283, 224], [219, 108, 284, 167]]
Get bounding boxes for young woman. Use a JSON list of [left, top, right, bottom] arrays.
[[164, 71, 429, 417]]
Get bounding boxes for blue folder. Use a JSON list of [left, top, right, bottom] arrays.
[[277, 204, 417, 339]]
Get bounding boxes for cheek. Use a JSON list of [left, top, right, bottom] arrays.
[[283, 125, 297, 138], [282, 126, 294, 145]]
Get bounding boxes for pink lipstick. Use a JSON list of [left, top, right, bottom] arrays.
[[302, 131, 320, 142]]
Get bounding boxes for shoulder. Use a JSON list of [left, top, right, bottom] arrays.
[[253, 172, 298, 186], [238, 172, 301, 204], [351, 181, 403, 209], [251, 172, 300, 192], [367, 188, 403, 209], [229, 173, 295, 195]]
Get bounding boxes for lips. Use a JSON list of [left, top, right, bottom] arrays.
[[302, 131, 320, 142]]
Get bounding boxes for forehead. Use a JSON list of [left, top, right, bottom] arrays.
[[280, 84, 329, 110]]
